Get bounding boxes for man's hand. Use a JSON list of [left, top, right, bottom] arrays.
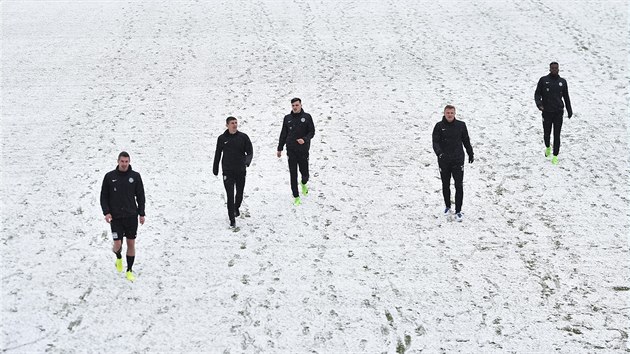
[[104, 214, 112, 223], [537, 105, 544, 111], [276, 151, 282, 158], [469, 155, 474, 164], [568, 111, 573, 119], [139, 216, 145, 225], [296, 138, 305, 145]]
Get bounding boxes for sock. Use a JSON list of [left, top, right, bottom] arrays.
[[126, 255, 135, 272], [114, 247, 122, 259]]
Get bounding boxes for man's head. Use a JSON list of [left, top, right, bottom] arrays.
[[291, 97, 302, 113], [226, 116, 238, 134], [549, 62, 559, 76], [444, 105, 456, 122], [118, 151, 130, 172]]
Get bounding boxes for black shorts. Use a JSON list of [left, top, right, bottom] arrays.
[[110, 217, 138, 240]]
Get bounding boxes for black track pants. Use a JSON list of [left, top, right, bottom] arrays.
[[223, 170, 246, 221], [439, 161, 464, 213], [287, 150, 309, 198], [542, 110, 564, 156]]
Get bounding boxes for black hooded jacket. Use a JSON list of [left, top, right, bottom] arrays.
[[277, 110, 315, 153], [213, 130, 253, 175], [432, 117, 474, 164], [534, 73, 572, 116], [100, 165, 145, 218]]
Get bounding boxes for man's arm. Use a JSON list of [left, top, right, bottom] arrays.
[[277, 117, 288, 152], [432, 123, 443, 157], [244, 135, 253, 167], [534, 78, 544, 110], [462, 123, 474, 162], [563, 80, 572, 118], [303, 114, 315, 142], [212, 137, 223, 176], [100, 174, 110, 215], [135, 173, 146, 217]]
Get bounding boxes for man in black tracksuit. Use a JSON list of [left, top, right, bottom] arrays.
[[432, 105, 474, 222], [276, 97, 315, 206], [213, 116, 253, 227], [534, 61, 572, 164], [100, 151, 145, 281]]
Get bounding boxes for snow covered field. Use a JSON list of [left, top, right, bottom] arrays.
[[2, 0, 629, 352]]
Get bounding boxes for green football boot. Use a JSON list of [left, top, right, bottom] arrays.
[[126, 271, 136, 282], [545, 147, 551, 158], [115, 259, 123, 273], [551, 155, 559, 165], [294, 197, 302, 206], [301, 182, 309, 196]]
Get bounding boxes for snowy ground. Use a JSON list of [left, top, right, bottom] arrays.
[[2, 0, 629, 352]]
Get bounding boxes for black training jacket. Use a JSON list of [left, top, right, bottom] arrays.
[[100, 166, 145, 218], [432, 117, 474, 164], [213, 130, 253, 175], [534, 74, 572, 115], [277, 110, 315, 153]]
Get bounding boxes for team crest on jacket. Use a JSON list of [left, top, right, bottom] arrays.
[[301, 118, 306, 122], [128, 177, 134, 183], [559, 82, 563, 86]]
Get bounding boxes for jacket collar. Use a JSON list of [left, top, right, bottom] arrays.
[[115, 165, 133, 174], [442, 116, 456, 124]]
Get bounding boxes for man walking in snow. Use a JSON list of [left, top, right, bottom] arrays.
[[100, 151, 145, 282], [432, 105, 474, 222], [277, 98, 315, 206], [534, 61, 573, 165], [213, 116, 253, 228]]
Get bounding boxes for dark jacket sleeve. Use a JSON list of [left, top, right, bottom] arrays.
[[304, 115, 315, 142], [432, 123, 442, 157], [212, 136, 222, 175], [462, 123, 473, 158], [135, 173, 146, 217], [100, 174, 110, 215], [534, 77, 544, 108], [244, 135, 253, 167], [563, 80, 572, 117], [277, 117, 288, 151]]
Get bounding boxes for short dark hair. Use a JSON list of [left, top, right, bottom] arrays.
[[549, 61, 559, 67], [118, 151, 130, 160], [226, 116, 237, 124], [291, 97, 301, 104], [444, 104, 456, 111]]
